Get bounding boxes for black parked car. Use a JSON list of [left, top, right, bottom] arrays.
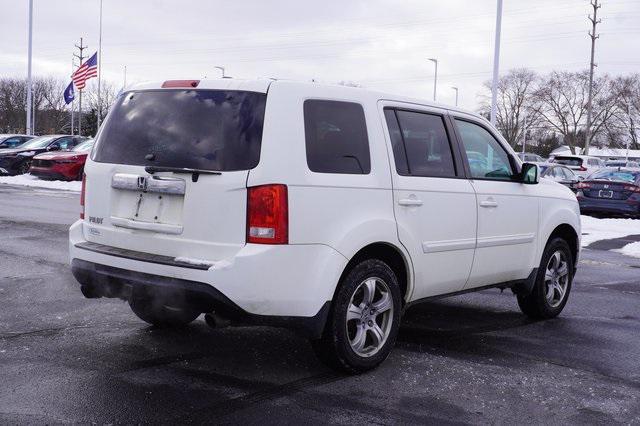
[[539, 164, 580, 192], [576, 168, 640, 218], [0, 135, 88, 175], [0, 134, 34, 149]]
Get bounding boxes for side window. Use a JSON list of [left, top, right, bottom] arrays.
[[383, 109, 409, 175], [386, 109, 456, 177], [56, 138, 73, 149], [304, 100, 370, 174], [5, 137, 21, 147], [454, 119, 514, 181]]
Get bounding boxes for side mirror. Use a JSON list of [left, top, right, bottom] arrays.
[[47, 145, 60, 151], [520, 162, 539, 185]]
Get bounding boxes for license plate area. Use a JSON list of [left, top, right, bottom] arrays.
[[598, 190, 613, 199], [110, 174, 185, 229]]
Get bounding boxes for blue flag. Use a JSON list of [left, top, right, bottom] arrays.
[[63, 81, 75, 104]]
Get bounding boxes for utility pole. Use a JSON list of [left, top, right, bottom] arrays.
[[583, 0, 601, 155], [490, 0, 503, 125], [97, 0, 103, 129], [123, 65, 127, 88], [73, 38, 87, 136], [428, 58, 438, 102], [26, 0, 33, 135], [451, 86, 459, 107], [521, 114, 527, 154]]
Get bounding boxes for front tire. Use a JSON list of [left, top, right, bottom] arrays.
[[311, 259, 402, 374], [129, 297, 200, 327], [517, 237, 573, 319]]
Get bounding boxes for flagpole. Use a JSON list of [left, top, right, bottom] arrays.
[[70, 59, 74, 135], [96, 0, 103, 130]]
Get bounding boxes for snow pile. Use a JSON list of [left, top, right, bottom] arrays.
[[580, 215, 640, 247], [614, 241, 640, 258], [174, 257, 213, 267], [0, 174, 81, 192]]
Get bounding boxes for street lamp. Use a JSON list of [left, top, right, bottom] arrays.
[[214, 66, 226, 78], [451, 86, 459, 107], [490, 0, 503, 125], [428, 58, 438, 102]]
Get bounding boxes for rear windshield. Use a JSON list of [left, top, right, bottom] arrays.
[[553, 156, 582, 167], [93, 89, 267, 171], [588, 169, 640, 183]]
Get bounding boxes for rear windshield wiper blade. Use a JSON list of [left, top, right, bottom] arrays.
[[145, 166, 222, 182]]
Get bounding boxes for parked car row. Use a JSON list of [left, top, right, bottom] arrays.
[[0, 134, 93, 180]]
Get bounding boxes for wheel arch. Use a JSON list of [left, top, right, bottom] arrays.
[[335, 241, 413, 306], [537, 201, 581, 270], [547, 223, 580, 271]]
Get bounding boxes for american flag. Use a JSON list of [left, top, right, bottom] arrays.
[[72, 52, 98, 90]]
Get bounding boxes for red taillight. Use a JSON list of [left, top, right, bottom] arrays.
[[623, 184, 640, 193], [247, 184, 288, 244], [161, 80, 200, 88], [576, 181, 591, 189], [80, 173, 86, 219]]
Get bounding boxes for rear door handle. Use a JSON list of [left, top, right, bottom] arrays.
[[398, 198, 423, 206], [479, 200, 498, 208]]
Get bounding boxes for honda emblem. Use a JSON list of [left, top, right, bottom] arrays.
[[137, 176, 148, 191]]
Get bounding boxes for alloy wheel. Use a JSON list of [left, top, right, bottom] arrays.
[[544, 250, 569, 308], [345, 277, 394, 357]]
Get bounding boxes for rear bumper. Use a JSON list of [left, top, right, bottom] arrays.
[[578, 197, 640, 216], [30, 164, 78, 180], [71, 258, 331, 338], [69, 220, 347, 335]]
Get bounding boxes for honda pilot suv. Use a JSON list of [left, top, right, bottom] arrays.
[[70, 79, 581, 373]]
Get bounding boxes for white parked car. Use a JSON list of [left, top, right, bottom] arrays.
[[69, 79, 581, 373], [551, 154, 605, 177]]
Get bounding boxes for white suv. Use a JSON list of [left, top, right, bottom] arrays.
[[69, 79, 581, 373]]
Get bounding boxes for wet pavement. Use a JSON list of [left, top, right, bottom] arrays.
[[1, 184, 639, 424]]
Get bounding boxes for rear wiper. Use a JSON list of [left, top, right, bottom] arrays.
[[145, 166, 222, 182]]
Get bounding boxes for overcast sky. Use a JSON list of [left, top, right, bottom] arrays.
[[1, 0, 639, 110]]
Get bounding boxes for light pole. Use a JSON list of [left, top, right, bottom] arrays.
[[451, 86, 459, 107], [26, 0, 33, 135], [428, 58, 438, 102], [214, 66, 226, 78], [490, 0, 503, 125]]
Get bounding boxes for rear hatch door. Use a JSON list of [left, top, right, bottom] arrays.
[[83, 82, 269, 262]]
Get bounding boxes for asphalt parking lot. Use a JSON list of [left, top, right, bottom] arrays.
[[1, 184, 639, 424]]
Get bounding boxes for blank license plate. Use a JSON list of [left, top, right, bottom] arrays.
[[599, 190, 613, 198]]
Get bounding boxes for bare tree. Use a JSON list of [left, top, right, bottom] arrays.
[[533, 71, 619, 154], [479, 68, 540, 148], [609, 74, 640, 150]]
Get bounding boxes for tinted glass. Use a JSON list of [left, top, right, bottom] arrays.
[[56, 137, 74, 150], [94, 90, 267, 171], [455, 119, 513, 180], [384, 109, 409, 175], [393, 110, 455, 177], [304, 100, 370, 174], [554, 156, 582, 167]]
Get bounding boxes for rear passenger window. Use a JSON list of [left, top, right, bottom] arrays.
[[384, 108, 456, 178], [304, 100, 370, 174]]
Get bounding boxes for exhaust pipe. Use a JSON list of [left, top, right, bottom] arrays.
[[204, 312, 231, 329], [80, 284, 102, 299]]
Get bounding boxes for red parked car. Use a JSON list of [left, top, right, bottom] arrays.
[[30, 139, 94, 181]]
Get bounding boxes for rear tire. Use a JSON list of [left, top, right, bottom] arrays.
[[517, 237, 573, 319], [311, 259, 401, 374], [17, 160, 31, 175], [129, 297, 200, 327]]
